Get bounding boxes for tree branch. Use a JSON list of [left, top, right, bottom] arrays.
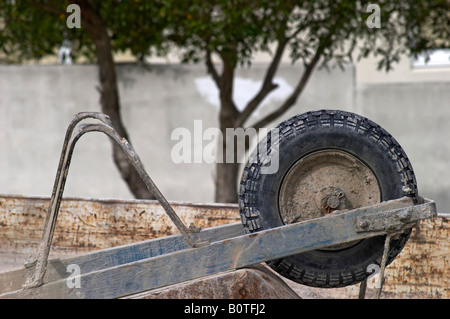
[[205, 48, 221, 90], [234, 37, 288, 128], [250, 45, 323, 131], [219, 55, 240, 119], [72, 0, 104, 38]]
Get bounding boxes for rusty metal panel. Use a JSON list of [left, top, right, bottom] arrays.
[[126, 264, 300, 299], [0, 198, 435, 299], [0, 195, 240, 271], [0, 195, 448, 298], [380, 215, 449, 298]]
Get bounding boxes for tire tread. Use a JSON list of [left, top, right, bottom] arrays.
[[238, 109, 417, 288]]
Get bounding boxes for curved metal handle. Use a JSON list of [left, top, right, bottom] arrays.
[[24, 112, 206, 289]]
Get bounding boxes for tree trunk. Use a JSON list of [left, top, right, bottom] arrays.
[[215, 162, 241, 203], [215, 58, 240, 203], [215, 114, 241, 203], [80, 3, 155, 200]]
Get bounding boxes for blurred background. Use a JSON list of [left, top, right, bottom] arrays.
[[1, 1, 449, 211]]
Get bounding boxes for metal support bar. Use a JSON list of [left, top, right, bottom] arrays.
[[375, 231, 397, 299], [24, 112, 206, 289], [358, 230, 405, 299], [355, 199, 429, 233], [358, 279, 367, 299], [356, 197, 437, 299], [0, 222, 244, 295]]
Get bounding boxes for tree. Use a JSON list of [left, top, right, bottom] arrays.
[[0, 0, 170, 199], [164, 0, 449, 203], [2, 1, 447, 204]]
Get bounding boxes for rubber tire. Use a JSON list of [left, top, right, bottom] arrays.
[[238, 110, 418, 288]]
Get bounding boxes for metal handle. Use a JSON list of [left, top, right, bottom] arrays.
[[24, 112, 207, 289]]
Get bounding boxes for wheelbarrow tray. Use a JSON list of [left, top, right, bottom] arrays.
[[0, 197, 436, 298]]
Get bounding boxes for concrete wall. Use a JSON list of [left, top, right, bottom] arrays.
[[354, 51, 450, 84], [0, 63, 353, 203], [355, 81, 450, 210], [0, 63, 448, 211]]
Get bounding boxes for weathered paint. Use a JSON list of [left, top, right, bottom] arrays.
[[126, 264, 300, 299], [0, 195, 447, 298], [0, 198, 435, 298], [0, 195, 240, 271], [0, 222, 245, 295], [380, 215, 449, 298]]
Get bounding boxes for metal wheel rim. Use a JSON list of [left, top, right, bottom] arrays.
[[278, 149, 381, 250]]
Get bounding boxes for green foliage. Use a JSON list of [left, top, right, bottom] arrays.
[[1, 1, 83, 63], [165, 0, 296, 66], [0, 0, 169, 63], [1, 0, 447, 68], [163, 0, 449, 71], [1, 1, 64, 62]]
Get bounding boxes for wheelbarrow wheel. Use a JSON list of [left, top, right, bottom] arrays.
[[238, 110, 418, 288]]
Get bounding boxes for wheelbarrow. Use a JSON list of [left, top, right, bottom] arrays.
[[0, 110, 437, 298]]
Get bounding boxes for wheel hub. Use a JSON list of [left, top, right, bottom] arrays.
[[278, 149, 381, 250], [316, 186, 346, 215]]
